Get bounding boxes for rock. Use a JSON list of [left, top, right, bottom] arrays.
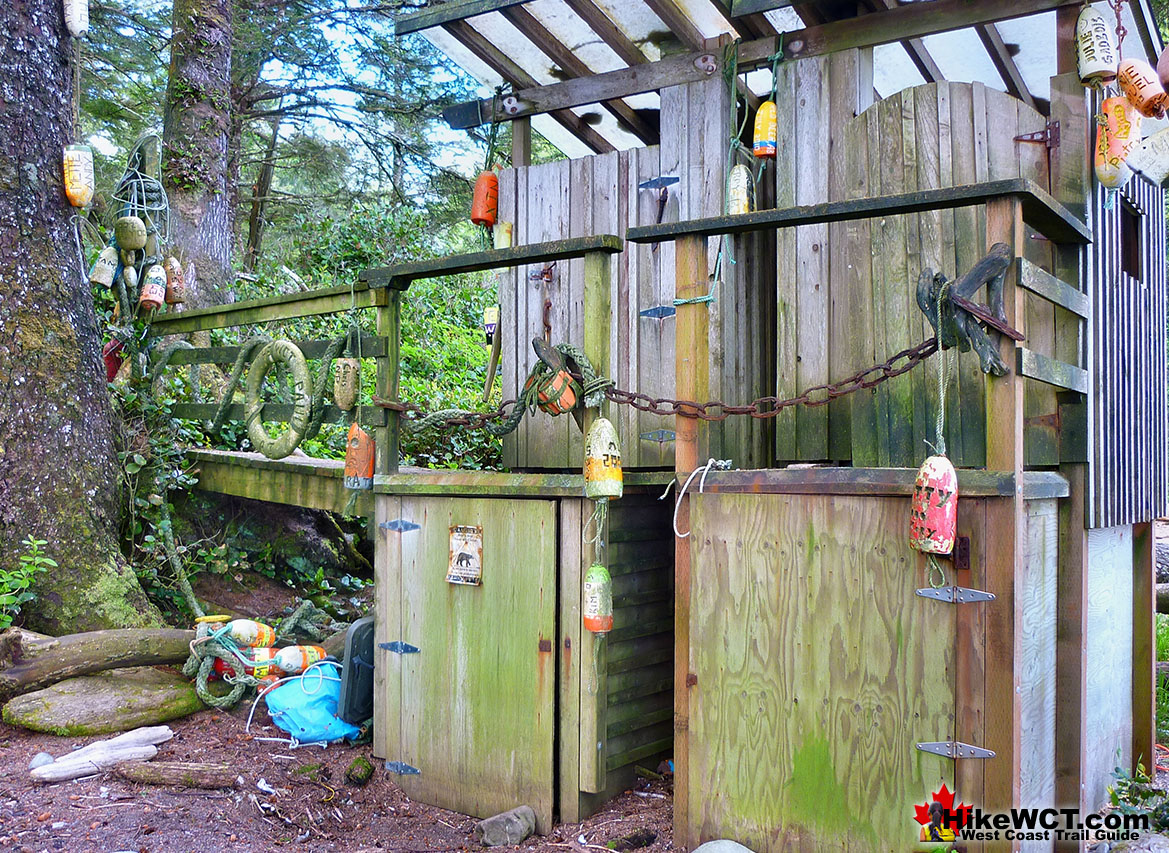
[[1156, 540, 1169, 584], [694, 843, 757, 853], [474, 805, 537, 847], [1111, 834, 1169, 853], [345, 756, 374, 786], [606, 828, 656, 850], [28, 752, 53, 770], [2, 667, 204, 736]]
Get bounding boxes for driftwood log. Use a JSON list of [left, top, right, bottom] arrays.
[[0, 628, 195, 703], [114, 760, 240, 789], [29, 725, 174, 783]]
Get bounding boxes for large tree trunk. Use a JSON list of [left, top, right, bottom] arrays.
[[162, 0, 234, 310], [0, 0, 160, 634]]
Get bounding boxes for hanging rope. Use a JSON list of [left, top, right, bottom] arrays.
[[672, 458, 733, 538]]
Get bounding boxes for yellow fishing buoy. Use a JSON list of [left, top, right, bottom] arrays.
[[584, 417, 623, 500], [63, 144, 94, 208], [333, 357, 360, 411], [753, 101, 777, 158], [1094, 96, 1142, 189], [115, 215, 147, 250], [728, 164, 754, 215], [88, 246, 118, 287]]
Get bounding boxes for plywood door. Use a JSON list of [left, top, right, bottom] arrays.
[[394, 497, 557, 833], [687, 493, 957, 851]]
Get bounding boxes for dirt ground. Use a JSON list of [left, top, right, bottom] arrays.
[[0, 704, 674, 853]]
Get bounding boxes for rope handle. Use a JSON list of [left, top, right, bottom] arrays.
[[672, 458, 733, 538]]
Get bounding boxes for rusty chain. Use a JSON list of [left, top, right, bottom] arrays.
[[374, 336, 938, 432]]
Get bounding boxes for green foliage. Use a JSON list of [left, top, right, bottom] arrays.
[[0, 538, 56, 630], [1157, 613, 1169, 661], [1108, 761, 1169, 831]]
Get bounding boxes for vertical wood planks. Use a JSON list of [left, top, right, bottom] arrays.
[[376, 290, 400, 474], [1132, 522, 1156, 773], [373, 495, 402, 765], [558, 498, 586, 822]]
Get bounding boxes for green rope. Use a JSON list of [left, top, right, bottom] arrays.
[[303, 332, 349, 442]]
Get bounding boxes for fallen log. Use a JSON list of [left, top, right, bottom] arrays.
[[3, 667, 204, 736], [0, 628, 195, 703], [31, 745, 159, 783], [114, 760, 240, 789]]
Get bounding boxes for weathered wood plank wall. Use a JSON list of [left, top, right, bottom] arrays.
[[497, 76, 774, 470], [1086, 161, 1168, 527], [824, 81, 1062, 468]]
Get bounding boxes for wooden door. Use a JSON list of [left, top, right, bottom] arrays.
[[686, 492, 957, 850], [379, 496, 557, 833]]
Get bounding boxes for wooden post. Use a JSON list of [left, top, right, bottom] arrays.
[[376, 290, 401, 475], [579, 248, 611, 794], [673, 233, 708, 850], [511, 117, 531, 167], [981, 198, 1025, 846], [1132, 521, 1156, 772]]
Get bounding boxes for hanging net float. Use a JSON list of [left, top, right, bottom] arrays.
[[344, 422, 375, 490], [1126, 126, 1169, 185], [88, 246, 119, 287], [584, 417, 623, 501], [63, 144, 94, 208], [64, 0, 89, 37], [582, 563, 613, 635], [1094, 96, 1142, 189], [523, 365, 579, 416], [139, 263, 167, 312], [196, 618, 276, 647], [1118, 58, 1168, 118], [908, 455, 958, 555], [1076, 4, 1118, 89], [164, 257, 186, 305], [114, 215, 148, 251], [728, 164, 754, 215], [471, 170, 499, 227], [333, 358, 361, 411], [753, 101, 777, 158]]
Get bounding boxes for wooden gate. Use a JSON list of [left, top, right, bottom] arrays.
[[375, 496, 557, 832]]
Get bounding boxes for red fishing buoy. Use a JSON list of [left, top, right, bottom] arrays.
[[102, 339, 125, 383], [909, 455, 958, 555], [471, 171, 498, 227]]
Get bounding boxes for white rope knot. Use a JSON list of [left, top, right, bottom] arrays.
[[672, 458, 732, 538]]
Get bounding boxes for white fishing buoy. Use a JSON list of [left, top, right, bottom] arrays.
[[64, 0, 89, 37], [1076, 4, 1118, 88]]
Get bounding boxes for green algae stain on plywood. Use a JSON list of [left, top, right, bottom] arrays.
[[785, 733, 879, 846]]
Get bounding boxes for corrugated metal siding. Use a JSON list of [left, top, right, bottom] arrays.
[[1087, 171, 1168, 528]]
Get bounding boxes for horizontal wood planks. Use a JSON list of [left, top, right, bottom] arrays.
[[190, 450, 371, 516], [687, 492, 955, 850]]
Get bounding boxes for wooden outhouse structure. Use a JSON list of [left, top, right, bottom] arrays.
[[157, 0, 1169, 849]]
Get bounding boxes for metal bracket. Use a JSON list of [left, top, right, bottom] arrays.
[[380, 519, 420, 532], [640, 429, 676, 443], [1014, 120, 1060, 149], [528, 262, 557, 286], [916, 740, 996, 759], [640, 305, 676, 320], [385, 761, 421, 775], [379, 641, 420, 654], [915, 586, 996, 604]]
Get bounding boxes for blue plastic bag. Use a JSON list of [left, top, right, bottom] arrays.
[[264, 662, 362, 744]]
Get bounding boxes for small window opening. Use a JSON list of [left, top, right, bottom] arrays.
[[1120, 198, 1142, 281]]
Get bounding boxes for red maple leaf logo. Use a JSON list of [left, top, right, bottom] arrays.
[[913, 783, 972, 827]]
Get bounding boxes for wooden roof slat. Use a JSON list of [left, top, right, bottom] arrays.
[[561, 0, 649, 66], [863, 0, 942, 83], [442, 19, 616, 153], [397, 0, 530, 35], [500, 5, 659, 143], [444, 0, 1079, 130], [976, 21, 1039, 112]]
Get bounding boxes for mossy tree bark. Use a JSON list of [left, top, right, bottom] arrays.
[[0, 0, 161, 634], [162, 0, 234, 309]]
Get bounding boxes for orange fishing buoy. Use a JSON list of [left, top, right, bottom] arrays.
[[1095, 96, 1142, 188], [343, 422, 375, 490], [753, 101, 777, 158], [139, 263, 167, 312], [582, 563, 613, 634], [63, 144, 94, 208], [164, 257, 186, 305], [471, 170, 499, 227], [1118, 58, 1168, 118], [273, 645, 327, 674], [213, 647, 278, 680], [523, 367, 579, 416]]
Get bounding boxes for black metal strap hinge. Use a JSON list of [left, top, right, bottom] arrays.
[[1014, 120, 1060, 149]]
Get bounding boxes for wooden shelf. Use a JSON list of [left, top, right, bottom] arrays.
[[626, 179, 1090, 246]]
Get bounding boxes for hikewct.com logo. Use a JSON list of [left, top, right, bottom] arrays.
[[913, 784, 1149, 845]]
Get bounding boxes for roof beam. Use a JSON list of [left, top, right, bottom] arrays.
[[444, 0, 1080, 129], [976, 22, 1039, 112], [442, 20, 615, 153], [863, 0, 942, 83], [500, 5, 659, 143], [561, 0, 649, 66], [397, 0, 530, 36]]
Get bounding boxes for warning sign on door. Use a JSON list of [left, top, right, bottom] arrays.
[[447, 525, 483, 586]]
